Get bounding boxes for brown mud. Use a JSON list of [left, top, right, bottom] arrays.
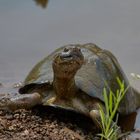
[[0, 105, 98, 140]]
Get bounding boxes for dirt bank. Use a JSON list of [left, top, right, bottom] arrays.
[[0, 106, 98, 140]]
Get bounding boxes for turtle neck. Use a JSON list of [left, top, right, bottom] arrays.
[[53, 76, 78, 99]]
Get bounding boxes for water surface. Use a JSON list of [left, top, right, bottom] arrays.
[[1, 0, 140, 88]]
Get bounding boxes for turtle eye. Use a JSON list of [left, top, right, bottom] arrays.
[[63, 48, 69, 52]]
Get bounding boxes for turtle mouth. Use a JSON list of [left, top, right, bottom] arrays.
[[60, 54, 73, 62]]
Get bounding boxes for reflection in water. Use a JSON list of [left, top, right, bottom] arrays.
[[34, 0, 49, 8]]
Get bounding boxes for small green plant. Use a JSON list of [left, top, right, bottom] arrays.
[[97, 78, 129, 140]]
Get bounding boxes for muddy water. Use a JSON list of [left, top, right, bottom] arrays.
[[0, 0, 140, 135]]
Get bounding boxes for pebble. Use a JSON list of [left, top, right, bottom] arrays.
[[13, 82, 23, 88], [5, 114, 13, 120], [14, 113, 20, 119], [8, 126, 14, 131], [130, 73, 140, 79], [24, 130, 29, 135]]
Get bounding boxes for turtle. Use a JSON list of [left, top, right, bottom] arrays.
[[0, 43, 140, 130]]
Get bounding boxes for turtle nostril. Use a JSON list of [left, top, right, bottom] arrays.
[[61, 49, 72, 58]]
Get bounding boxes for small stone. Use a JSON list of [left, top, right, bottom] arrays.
[[14, 113, 20, 119], [24, 129, 29, 135], [13, 82, 23, 88], [20, 113, 26, 119], [130, 73, 140, 79], [6, 114, 13, 120], [0, 110, 4, 116], [8, 126, 14, 131]]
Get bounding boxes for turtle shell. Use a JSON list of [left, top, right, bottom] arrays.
[[23, 43, 137, 115]]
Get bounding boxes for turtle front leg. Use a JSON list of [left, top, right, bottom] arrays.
[[0, 92, 42, 111], [89, 103, 114, 128], [90, 109, 101, 128], [89, 103, 103, 128]]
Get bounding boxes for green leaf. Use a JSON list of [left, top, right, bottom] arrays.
[[103, 88, 109, 117], [99, 106, 106, 131], [109, 90, 113, 113]]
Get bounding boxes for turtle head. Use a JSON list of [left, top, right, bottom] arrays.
[[53, 47, 84, 78]]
